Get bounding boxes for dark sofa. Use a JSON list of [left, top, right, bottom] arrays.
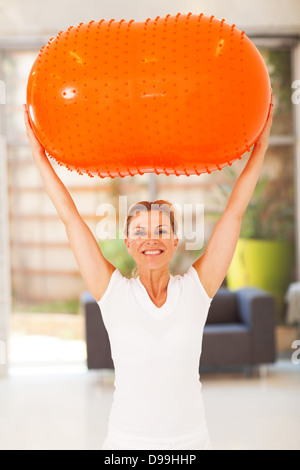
[[80, 286, 276, 373]]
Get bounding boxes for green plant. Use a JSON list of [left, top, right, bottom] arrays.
[[240, 175, 294, 241], [218, 167, 295, 242], [98, 229, 136, 278], [12, 299, 80, 314]]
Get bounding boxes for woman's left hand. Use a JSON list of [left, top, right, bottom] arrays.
[[24, 104, 46, 157], [254, 93, 274, 149]]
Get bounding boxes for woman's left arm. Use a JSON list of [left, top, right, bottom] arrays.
[[193, 97, 274, 299]]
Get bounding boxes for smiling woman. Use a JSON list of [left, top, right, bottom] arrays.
[[95, 198, 214, 449], [123, 200, 180, 309], [123, 200, 179, 279]]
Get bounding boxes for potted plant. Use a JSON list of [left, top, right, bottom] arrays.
[[220, 167, 295, 321]]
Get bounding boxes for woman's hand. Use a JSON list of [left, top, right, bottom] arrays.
[[23, 104, 46, 158], [254, 93, 274, 150]]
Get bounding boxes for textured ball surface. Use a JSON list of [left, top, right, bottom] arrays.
[[26, 13, 271, 178]]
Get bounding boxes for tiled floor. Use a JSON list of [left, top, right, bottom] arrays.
[[0, 359, 299, 450]]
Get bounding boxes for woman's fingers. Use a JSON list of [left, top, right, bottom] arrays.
[[24, 104, 32, 135], [266, 94, 273, 122], [254, 93, 274, 148], [23, 103, 45, 154], [262, 95, 274, 134], [267, 99, 274, 127]]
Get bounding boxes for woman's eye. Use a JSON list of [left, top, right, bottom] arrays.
[[134, 229, 167, 236]]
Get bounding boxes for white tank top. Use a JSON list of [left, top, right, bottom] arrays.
[[97, 265, 213, 439]]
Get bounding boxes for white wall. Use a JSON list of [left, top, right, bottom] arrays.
[[0, 0, 299, 37]]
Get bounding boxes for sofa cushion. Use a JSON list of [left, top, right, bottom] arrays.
[[201, 324, 252, 367], [206, 288, 241, 324], [204, 324, 250, 333]]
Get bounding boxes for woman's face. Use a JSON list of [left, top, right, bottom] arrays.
[[125, 210, 179, 271]]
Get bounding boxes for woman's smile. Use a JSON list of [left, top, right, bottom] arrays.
[[142, 249, 164, 256]]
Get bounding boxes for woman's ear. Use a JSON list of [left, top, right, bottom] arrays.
[[124, 237, 131, 253]]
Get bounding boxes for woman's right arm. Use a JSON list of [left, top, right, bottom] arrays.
[[23, 104, 116, 301]]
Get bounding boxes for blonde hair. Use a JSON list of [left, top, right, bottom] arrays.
[[123, 200, 178, 278]]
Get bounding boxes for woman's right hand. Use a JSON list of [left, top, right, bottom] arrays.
[[23, 104, 46, 157]]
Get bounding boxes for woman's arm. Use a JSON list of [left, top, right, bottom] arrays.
[[193, 97, 274, 299], [24, 105, 116, 301], [24, 104, 79, 226], [226, 138, 272, 217]]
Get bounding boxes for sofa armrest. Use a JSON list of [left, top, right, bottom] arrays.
[[80, 291, 114, 370], [235, 287, 277, 365]]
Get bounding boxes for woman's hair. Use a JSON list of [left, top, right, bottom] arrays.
[[123, 200, 178, 278]]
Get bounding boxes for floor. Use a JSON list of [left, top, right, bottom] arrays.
[[0, 359, 299, 450]]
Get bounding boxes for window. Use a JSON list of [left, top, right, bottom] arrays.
[[0, 37, 298, 308]]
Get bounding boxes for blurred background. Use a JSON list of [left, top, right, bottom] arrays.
[[0, 0, 299, 450]]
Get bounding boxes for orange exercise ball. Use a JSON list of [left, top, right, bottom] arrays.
[[26, 13, 271, 178]]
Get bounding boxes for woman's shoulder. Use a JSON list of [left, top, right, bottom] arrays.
[[97, 267, 129, 308], [171, 265, 196, 281], [173, 265, 213, 303]]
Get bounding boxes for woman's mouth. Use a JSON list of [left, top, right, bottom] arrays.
[[142, 250, 164, 256]]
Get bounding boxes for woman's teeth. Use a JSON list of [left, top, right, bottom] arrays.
[[143, 250, 163, 255]]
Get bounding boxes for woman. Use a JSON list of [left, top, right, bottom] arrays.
[[24, 98, 273, 450]]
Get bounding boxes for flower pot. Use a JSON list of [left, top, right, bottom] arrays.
[[226, 238, 295, 320]]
